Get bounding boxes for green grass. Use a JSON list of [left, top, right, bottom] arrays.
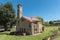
[[54, 36, 60, 40], [0, 26, 59, 40]]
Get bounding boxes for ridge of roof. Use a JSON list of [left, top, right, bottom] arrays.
[[22, 16, 39, 22]]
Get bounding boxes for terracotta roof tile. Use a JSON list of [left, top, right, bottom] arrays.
[[22, 16, 39, 22]]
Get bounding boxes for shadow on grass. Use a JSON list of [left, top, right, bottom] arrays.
[[0, 30, 10, 35], [0, 31, 20, 36], [0, 29, 24, 36], [9, 31, 32, 36], [0, 32, 9, 35]]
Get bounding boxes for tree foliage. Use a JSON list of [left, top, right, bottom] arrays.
[[49, 20, 60, 26], [0, 2, 16, 31], [36, 16, 44, 25]]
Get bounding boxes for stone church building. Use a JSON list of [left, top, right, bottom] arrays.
[[16, 4, 44, 35]]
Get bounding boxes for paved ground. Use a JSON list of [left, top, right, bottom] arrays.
[[0, 29, 5, 32]]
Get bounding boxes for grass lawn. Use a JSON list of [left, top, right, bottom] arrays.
[[54, 36, 60, 40], [0, 26, 59, 40]]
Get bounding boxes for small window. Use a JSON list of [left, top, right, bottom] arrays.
[[29, 23, 31, 28], [34, 25, 38, 33]]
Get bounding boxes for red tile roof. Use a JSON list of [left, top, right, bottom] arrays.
[[22, 16, 39, 22]]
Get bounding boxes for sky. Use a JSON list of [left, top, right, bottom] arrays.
[[0, 0, 60, 21]]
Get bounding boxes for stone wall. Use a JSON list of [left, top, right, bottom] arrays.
[[31, 22, 43, 35], [16, 19, 32, 35], [38, 22, 43, 33]]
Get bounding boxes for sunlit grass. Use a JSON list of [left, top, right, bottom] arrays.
[[0, 26, 59, 40]]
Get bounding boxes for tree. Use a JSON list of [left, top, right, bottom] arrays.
[[0, 2, 16, 31], [49, 21, 54, 26], [44, 22, 50, 26], [36, 16, 44, 25]]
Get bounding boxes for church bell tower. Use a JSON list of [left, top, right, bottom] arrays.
[[16, 4, 22, 32], [17, 4, 22, 19]]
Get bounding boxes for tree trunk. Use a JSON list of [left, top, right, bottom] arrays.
[[4, 24, 8, 31], [10, 24, 12, 28]]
